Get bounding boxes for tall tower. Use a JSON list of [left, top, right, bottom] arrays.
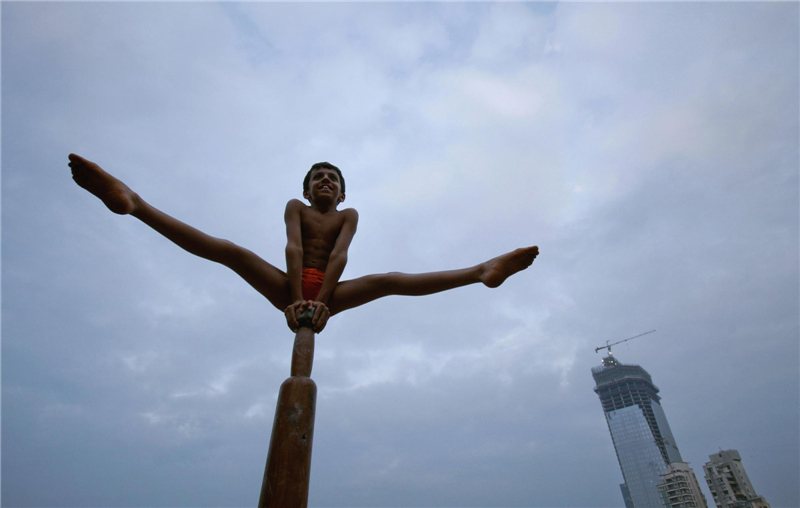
[[592, 353, 683, 508], [703, 449, 771, 508]]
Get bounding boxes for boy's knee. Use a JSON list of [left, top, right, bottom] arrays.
[[383, 271, 403, 290], [216, 239, 247, 265]]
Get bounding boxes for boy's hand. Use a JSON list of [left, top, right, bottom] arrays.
[[284, 300, 310, 332], [310, 302, 330, 333], [284, 300, 330, 333]]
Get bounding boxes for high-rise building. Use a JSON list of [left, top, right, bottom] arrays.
[[658, 461, 709, 508], [592, 353, 683, 508], [703, 449, 771, 508]]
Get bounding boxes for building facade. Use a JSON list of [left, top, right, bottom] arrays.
[[703, 450, 771, 508], [592, 354, 683, 508], [658, 461, 709, 508]]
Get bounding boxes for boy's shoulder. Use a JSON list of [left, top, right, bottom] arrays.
[[340, 207, 358, 219], [286, 198, 306, 210]]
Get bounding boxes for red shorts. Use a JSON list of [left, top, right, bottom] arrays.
[[301, 267, 325, 301]]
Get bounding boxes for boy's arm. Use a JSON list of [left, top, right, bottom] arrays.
[[315, 208, 358, 305], [284, 199, 305, 304]]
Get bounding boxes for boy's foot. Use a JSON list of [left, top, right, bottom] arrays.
[[480, 246, 539, 288], [69, 154, 137, 214]]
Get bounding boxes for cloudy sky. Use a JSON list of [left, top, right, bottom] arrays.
[[2, 2, 798, 507]]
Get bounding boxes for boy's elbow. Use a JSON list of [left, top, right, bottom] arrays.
[[330, 251, 348, 266], [285, 244, 303, 258]]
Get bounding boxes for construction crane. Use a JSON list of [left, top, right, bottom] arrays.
[[595, 329, 656, 354]]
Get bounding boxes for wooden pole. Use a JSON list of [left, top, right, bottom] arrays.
[[258, 310, 317, 508]]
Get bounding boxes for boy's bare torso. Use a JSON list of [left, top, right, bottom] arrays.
[[292, 199, 349, 272]]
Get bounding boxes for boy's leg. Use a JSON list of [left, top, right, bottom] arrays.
[[69, 154, 292, 310], [326, 247, 538, 315]]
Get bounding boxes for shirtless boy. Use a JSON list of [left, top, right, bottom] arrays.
[[68, 154, 539, 333]]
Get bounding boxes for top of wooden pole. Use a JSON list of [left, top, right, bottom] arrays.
[[297, 308, 315, 330], [291, 309, 316, 377]]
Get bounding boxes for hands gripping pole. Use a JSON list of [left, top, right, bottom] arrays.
[[258, 309, 317, 508]]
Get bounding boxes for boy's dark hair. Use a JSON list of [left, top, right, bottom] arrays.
[[303, 162, 345, 194]]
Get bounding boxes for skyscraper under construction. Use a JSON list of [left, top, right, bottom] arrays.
[[592, 353, 683, 508]]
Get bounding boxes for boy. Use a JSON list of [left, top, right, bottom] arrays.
[[68, 154, 539, 333]]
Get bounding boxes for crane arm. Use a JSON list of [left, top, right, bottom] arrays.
[[595, 329, 656, 353]]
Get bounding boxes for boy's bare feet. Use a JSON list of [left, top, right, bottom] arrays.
[[480, 246, 539, 288], [69, 154, 137, 215]]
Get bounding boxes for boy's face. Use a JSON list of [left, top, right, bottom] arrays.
[[304, 168, 345, 205]]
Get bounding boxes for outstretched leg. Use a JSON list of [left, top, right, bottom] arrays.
[[69, 154, 292, 310], [327, 247, 538, 315]]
